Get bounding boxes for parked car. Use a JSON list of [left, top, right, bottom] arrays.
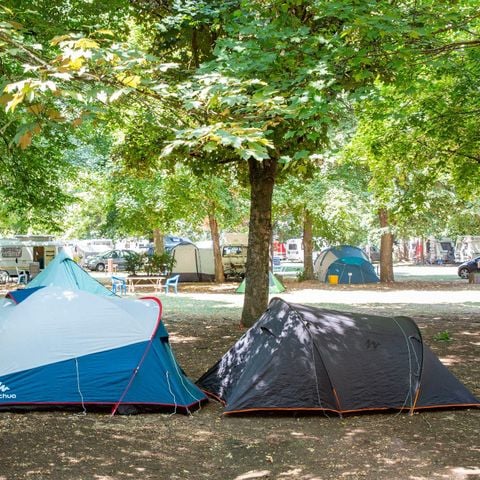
[[457, 256, 480, 279], [85, 249, 136, 272]]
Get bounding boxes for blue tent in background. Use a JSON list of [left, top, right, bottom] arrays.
[[314, 245, 379, 284], [326, 256, 379, 284], [27, 250, 114, 296]]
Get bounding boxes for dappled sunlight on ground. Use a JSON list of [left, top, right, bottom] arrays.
[[233, 470, 272, 480], [289, 431, 321, 441], [449, 467, 480, 479], [344, 428, 367, 438], [439, 355, 465, 366], [167, 332, 199, 344]]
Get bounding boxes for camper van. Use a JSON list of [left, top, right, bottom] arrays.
[[455, 236, 480, 263], [425, 237, 455, 264], [286, 238, 303, 262], [0, 235, 61, 277], [220, 233, 248, 278], [222, 244, 248, 278]]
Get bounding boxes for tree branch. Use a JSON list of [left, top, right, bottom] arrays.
[[423, 39, 480, 55], [416, 139, 480, 163]]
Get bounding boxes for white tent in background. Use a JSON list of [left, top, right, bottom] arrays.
[[170, 242, 214, 282]]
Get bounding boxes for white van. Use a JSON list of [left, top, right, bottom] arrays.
[[286, 238, 303, 262]]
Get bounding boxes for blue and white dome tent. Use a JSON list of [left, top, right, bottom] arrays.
[[0, 287, 206, 414], [314, 245, 379, 284]]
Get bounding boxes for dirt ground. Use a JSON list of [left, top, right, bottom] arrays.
[[0, 279, 479, 480]]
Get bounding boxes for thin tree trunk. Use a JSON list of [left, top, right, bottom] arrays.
[[402, 239, 409, 261], [153, 228, 164, 255], [303, 209, 314, 280], [208, 212, 225, 283], [191, 28, 200, 68], [241, 157, 278, 327], [379, 209, 394, 283]]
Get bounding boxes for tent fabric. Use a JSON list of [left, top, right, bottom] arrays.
[[0, 287, 206, 414], [236, 272, 285, 294], [171, 242, 215, 282], [326, 257, 379, 284], [314, 245, 379, 283], [27, 250, 114, 296], [6, 286, 45, 304], [197, 298, 479, 415]]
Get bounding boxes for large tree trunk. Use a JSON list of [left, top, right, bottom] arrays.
[[241, 157, 278, 327], [153, 228, 164, 255], [303, 209, 314, 280], [379, 209, 394, 283], [208, 211, 225, 283]]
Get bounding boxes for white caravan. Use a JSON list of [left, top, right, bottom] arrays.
[[0, 235, 61, 277], [455, 236, 480, 263], [425, 237, 455, 264]]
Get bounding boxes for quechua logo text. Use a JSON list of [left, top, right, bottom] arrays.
[[0, 381, 16, 399]]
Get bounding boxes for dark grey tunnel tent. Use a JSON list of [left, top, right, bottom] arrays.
[[197, 298, 479, 415]]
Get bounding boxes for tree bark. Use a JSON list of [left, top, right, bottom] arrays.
[[153, 228, 164, 255], [379, 209, 394, 283], [241, 157, 278, 327], [401, 239, 409, 261], [208, 211, 225, 283], [420, 237, 426, 264], [191, 28, 200, 68], [303, 209, 314, 280]]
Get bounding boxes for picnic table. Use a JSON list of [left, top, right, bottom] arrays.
[[125, 276, 165, 293]]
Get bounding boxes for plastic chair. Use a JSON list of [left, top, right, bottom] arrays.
[[0, 270, 10, 284], [160, 275, 180, 294], [16, 267, 28, 285], [111, 276, 127, 296]]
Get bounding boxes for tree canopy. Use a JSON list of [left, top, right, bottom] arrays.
[[1, 0, 479, 324]]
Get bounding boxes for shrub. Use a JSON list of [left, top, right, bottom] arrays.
[[124, 252, 143, 276], [143, 252, 176, 276], [125, 251, 176, 276]]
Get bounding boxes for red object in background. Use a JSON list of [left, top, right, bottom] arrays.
[[273, 241, 286, 259]]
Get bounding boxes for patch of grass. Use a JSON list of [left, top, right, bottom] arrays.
[[158, 294, 242, 322], [142, 291, 480, 326], [433, 330, 453, 342]]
